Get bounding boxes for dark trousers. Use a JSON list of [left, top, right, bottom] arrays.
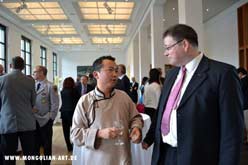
[[61, 119, 73, 152], [158, 143, 177, 165], [35, 120, 53, 165], [0, 137, 3, 165], [0, 131, 36, 165]]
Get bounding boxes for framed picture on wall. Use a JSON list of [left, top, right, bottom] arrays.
[[77, 66, 94, 77]]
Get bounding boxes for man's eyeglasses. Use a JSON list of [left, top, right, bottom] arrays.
[[163, 39, 183, 51], [101, 67, 118, 73]]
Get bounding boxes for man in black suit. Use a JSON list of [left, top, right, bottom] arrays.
[[115, 64, 131, 97], [237, 67, 248, 144], [151, 24, 243, 165], [76, 75, 94, 96], [130, 77, 139, 103]]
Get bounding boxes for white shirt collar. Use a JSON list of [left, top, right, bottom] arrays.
[[184, 52, 203, 73], [119, 74, 125, 79]]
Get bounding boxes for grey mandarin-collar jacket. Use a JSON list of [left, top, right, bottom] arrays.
[[0, 70, 36, 134]]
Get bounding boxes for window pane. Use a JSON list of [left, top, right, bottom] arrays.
[[0, 29, 4, 43], [26, 42, 30, 53], [21, 51, 24, 59], [21, 39, 24, 50], [0, 44, 4, 59], [26, 53, 31, 64], [26, 65, 31, 75], [0, 59, 4, 66]]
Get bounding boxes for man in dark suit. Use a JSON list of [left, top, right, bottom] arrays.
[[237, 67, 248, 144], [151, 24, 243, 165], [115, 64, 131, 96], [0, 64, 4, 165], [130, 77, 139, 103], [0, 57, 36, 165], [76, 75, 94, 96]]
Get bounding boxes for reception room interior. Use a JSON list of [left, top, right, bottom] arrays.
[[0, 0, 248, 164]]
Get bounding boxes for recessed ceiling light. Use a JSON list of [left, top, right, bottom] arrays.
[[172, 7, 176, 11], [162, 18, 166, 22], [206, 8, 209, 12]]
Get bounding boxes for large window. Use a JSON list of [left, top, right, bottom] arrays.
[[40, 46, 47, 67], [21, 36, 32, 75], [0, 24, 6, 73], [52, 52, 57, 81]]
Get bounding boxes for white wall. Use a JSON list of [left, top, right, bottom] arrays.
[[0, 15, 58, 81], [58, 51, 125, 82], [204, 0, 248, 67]]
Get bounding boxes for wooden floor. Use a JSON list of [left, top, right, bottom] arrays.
[[15, 123, 248, 165], [17, 123, 72, 165]]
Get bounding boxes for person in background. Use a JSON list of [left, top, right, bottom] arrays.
[[87, 73, 97, 88], [158, 67, 165, 86], [71, 56, 143, 165], [0, 56, 36, 165], [130, 77, 139, 104], [138, 76, 148, 104], [237, 67, 248, 145], [0, 64, 4, 76], [0, 64, 4, 164], [151, 24, 243, 165], [115, 64, 131, 97], [76, 75, 94, 96], [143, 68, 161, 120], [33, 65, 59, 165], [60, 77, 81, 152]]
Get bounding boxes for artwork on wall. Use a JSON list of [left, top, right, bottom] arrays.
[[77, 66, 94, 77]]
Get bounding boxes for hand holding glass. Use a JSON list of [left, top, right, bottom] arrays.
[[113, 120, 124, 145]]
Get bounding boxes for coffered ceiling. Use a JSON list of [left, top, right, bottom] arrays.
[[0, 0, 241, 53]]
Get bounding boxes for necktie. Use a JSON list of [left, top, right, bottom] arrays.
[[161, 66, 187, 135], [36, 83, 41, 91]]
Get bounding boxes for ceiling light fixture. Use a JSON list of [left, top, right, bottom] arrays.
[[103, 1, 113, 14], [106, 25, 112, 34], [45, 24, 51, 35], [16, 0, 27, 13]]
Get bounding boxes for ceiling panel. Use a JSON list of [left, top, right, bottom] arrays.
[[2, 2, 67, 21]]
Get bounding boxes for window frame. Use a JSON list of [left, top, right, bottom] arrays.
[[0, 24, 7, 73], [52, 52, 57, 81], [21, 36, 32, 75], [40, 46, 47, 67]]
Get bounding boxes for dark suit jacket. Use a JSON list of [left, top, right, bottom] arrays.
[[152, 56, 244, 165], [76, 84, 94, 95], [115, 75, 131, 96], [130, 82, 139, 103], [240, 75, 248, 109]]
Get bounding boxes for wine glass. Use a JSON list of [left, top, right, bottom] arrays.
[[113, 120, 124, 146]]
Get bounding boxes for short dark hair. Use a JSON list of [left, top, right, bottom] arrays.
[[12, 56, 24, 70], [237, 67, 247, 75], [163, 24, 198, 47], [149, 68, 160, 84], [92, 56, 115, 71], [63, 77, 75, 89], [36, 65, 48, 76], [118, 64, 126, 74]]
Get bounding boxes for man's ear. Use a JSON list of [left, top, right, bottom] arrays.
[[93, 71, 99, 79], [183, 39, 190, 52]]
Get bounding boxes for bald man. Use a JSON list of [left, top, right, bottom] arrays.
[[0, 64, 4, 76]]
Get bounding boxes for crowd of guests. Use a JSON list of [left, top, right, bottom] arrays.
[[0, 23, 246, 165]]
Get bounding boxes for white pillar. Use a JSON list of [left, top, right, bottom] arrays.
[[139, 27, 151, 81], [133, 35, 140, 82], [178, 0, 204, 50], [151, 4, 165, 72]]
